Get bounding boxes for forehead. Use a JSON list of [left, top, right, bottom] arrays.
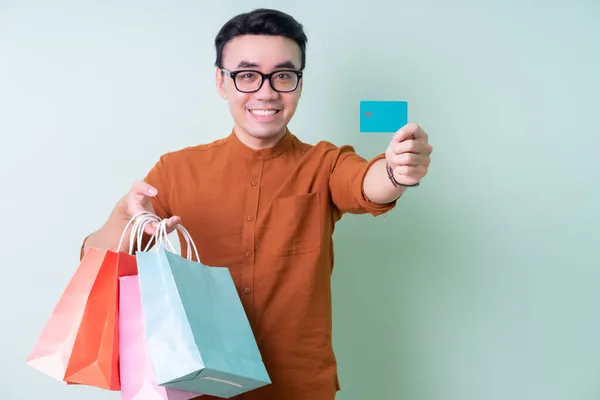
[[222, 35, 302, 71]]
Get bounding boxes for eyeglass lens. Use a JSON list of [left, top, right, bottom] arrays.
[[235, 71, 298, 92]]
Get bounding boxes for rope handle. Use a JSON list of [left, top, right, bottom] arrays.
[[115, 210, 199, 261]]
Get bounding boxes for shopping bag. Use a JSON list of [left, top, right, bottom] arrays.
[[119, 274, 198, 400], [26, 247, 137, 390], [136, 221, 271, 398], [27, 211, 152, 390]]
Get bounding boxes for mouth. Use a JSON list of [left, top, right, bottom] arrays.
[[248, 108, 281, 116], [247, 108, 282, 122]]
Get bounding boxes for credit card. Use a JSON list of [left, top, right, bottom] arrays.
[[360, 100, 408, 133]]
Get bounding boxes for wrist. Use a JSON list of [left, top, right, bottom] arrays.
[[385, 161, 420, 187], [108, 196, 131, 225]]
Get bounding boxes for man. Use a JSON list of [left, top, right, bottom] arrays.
[[82, 8, 432, 400]]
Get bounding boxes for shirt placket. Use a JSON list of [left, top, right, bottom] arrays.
[[240, 152, 263, 312]]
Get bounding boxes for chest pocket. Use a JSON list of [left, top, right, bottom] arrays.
[[261, 192, 323, 256]]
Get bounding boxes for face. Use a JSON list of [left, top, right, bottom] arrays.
[[216, 34, 303, 149]]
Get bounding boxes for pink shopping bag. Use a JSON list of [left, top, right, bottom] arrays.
[[119, 275, 200, 399]]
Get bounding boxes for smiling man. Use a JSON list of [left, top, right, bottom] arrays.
[[82, 7, 432, 400]]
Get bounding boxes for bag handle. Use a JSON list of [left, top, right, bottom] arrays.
[[116, 210, 200, 262], [155, 217, 200, 262], [116, 210, 157, 255]]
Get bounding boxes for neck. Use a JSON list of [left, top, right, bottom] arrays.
[[234, 127, 287, 150]]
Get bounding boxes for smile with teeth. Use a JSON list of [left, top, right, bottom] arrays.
[[249, 109, 280, 116]]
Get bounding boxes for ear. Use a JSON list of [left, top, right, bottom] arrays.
[[215, 67, 227, 99]]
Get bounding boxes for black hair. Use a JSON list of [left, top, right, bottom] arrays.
[[214, 8, 308, 70]]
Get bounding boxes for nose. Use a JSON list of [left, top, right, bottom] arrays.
[[253, 78, 279, 101]]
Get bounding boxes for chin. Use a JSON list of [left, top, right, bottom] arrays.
[[248, 127, 285, 139], [244, 111, 287, 135]]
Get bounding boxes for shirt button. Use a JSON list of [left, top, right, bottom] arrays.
[[246, 215, 253, 221], [250, 180, 257, 186], [245, 251, 252, 258], [244, 287, 251, 294]]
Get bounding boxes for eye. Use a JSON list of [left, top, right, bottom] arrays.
[[275, 72, 291, 80], [239, 72, 259, 81]]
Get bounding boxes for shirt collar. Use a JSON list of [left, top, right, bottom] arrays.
[[227, 127, 293, 161]]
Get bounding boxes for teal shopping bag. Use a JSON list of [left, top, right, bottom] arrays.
[[136, 222, 271, 399]]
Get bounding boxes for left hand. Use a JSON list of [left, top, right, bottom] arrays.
[[385, 123, 433, 186]]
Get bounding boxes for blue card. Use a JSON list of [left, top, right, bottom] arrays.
[[360, 101, 408, 133]]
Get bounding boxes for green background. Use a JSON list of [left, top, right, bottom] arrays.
[[1, 1, 598, 399], [324, 3, 600, 399]]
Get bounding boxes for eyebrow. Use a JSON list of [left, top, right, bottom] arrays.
[[236, 60, 298, 69]]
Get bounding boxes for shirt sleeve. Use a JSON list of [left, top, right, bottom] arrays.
[[328, 144, 398, 217]]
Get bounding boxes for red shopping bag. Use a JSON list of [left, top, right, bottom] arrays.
[[27, 247, 137, 390]]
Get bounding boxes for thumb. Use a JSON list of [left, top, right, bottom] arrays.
[[130, 180, 158, 202], [392, 124, 415, 143]]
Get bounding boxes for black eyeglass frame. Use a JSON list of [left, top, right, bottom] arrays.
[[221, 68, 303, 93]]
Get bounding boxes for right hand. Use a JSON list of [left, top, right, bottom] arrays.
[[120, 180, 180, 236]]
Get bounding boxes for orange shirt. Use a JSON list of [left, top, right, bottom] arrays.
[[142, 129, 396, 399]]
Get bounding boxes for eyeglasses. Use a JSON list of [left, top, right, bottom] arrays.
[[221, 68, 303, 93]]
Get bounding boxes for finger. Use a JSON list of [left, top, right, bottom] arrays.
[[131, 187, 158, 206], [144, 221, 158, 236], [393, 165, 427, 179], [406, 123, 428, 141], [393, 140, 431, 155], [142, 216, 179, 236], [393, 122, 427, 143], [165, 216, 181, 233], [131, 180, 158, 200], [414, 127, 428, 142], [392, 125, 415, 143], [390, 153, 430, 167]]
